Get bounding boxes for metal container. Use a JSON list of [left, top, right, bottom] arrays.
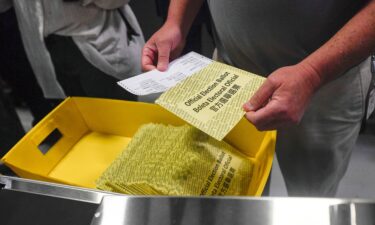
[[1, 175, 375, 225]]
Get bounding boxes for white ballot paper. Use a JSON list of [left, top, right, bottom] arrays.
[[117, 52, 213, 95]]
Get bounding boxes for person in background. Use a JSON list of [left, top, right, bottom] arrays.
[[0, 86, 24, 160], [13, 0, 144, 100], [155, 0, 213, 56], [142, 0, 375, 196], [0, 0, 56, 161]]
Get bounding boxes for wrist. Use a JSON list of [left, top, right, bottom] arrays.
[[296, 60, 324, 92], [163, 19, 189, 39]]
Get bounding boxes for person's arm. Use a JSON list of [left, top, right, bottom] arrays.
[[142, 0, 204, 71], [13, 0, 66, 99], [243, 0, 375, 131]]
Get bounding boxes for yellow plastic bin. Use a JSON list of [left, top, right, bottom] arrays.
[[1, 97, 276, 196]]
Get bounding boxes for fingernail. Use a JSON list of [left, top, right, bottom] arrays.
[[157, 63, 168, 72], [243, 102, 255, 111]]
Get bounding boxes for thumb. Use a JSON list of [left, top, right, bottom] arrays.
[[156, 41, 172, 71], [243, 78, 277, 111]]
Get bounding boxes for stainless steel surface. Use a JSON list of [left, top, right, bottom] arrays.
[[0, 189, 99, 225], [330, 203, 375, 225], [91, 196, 375, 225], [330, 204, 352, 225], [0, 175, 118, 204], [2, 175, 375, 225]]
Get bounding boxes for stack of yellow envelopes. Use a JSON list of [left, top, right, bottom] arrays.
[[96, 124, 254, 196]]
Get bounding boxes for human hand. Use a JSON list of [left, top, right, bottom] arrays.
[[243, 63, 322, 131], [142, 22, 186, 71]]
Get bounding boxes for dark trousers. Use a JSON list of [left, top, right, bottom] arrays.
[[0, 8, 55, 157], [0, 86, 24, 158], [45, 35, 136, 101], [0, 8, 56, 124]]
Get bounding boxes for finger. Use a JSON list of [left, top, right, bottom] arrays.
[[143, 63, 157, 71], [142, 44, 157, 71], [243, 79, 278, 111], [156, 41, 172, 71], [250, 114, 288, 131], [245, 101, 281, 130]]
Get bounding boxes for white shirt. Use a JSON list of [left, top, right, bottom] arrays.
[[13, 0, 144, 98]]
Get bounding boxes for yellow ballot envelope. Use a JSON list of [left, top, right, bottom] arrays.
[[156, 61, 266, 140]]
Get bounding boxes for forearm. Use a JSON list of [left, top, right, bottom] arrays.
[[302, 0, 375, 89], [165, 0, 205, 38]]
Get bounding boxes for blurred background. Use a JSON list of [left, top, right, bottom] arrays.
[[1, 0, 374, 198]]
